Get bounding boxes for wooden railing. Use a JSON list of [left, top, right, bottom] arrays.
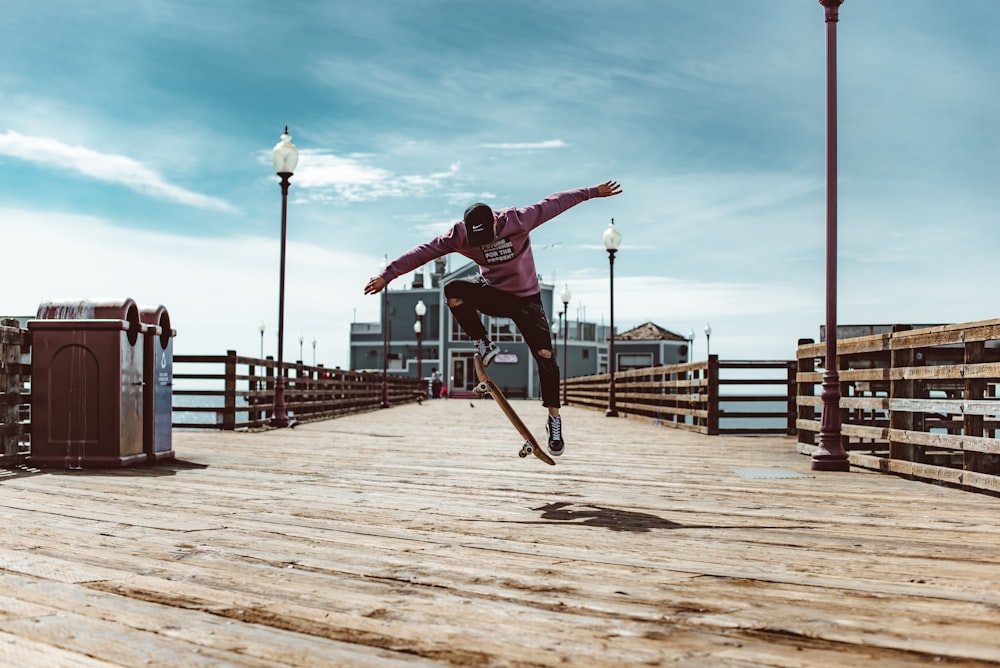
[[564, 356, 796, 436], [796, 319, 1000, 494], [0, 319, 30, 465], [173, 352, 424, 430]]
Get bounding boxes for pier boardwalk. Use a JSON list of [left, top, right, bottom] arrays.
[[2, 401, 999, 667]]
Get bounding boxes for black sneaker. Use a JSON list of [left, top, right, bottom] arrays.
[[547, 415, 565, 457], [475, 339, 500, 367]]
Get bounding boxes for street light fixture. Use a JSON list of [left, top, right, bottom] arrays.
[[312, 338, 316, 366], [270, 126, 298, 428], [815, 0, 850, 472], [379, 255, 390, 409], [704, 322, 712, 357], [259, 321, 266, 359], [299, 334, 304, 362], [687, 329, 695, 363], [414, 299, 426, 384], [602, 219, 621, 418], [560, 284, 571, 405]]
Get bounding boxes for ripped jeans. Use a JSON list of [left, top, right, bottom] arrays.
[[444, 279, 560, 408]]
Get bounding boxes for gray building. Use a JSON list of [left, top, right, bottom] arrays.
[[349, 260, 688, 398]]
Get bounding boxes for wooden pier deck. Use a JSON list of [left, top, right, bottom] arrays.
[[2, 400, 999, 667]]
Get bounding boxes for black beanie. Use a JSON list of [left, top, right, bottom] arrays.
[[463, 203, 495, 247]]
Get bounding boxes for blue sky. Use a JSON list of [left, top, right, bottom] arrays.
[[2, 1, 998, 368]]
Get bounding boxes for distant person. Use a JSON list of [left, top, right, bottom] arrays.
[[364, 181, 623, 457], [430, 367, 443, 399]]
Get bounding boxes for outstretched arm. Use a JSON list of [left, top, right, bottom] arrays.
[[595, 180, 622, 198]]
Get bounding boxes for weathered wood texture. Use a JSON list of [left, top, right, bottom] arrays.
[[3, 401, 999, 666], [797, 319, 1000, 493], [565, 357, 796, 436]]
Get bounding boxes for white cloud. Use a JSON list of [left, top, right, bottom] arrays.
[[479, 139, 568, 150], [2, 207, 379, 368], [0, 130, 238, 213], [290, 150, 461, 203]]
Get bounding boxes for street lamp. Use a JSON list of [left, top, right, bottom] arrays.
[[270, 126, 298, 428], [414, 299, 426, 384], [704, 322, 712, 357], [379, 255, 390, 409], [299, 334, 304, 362], [687, 329, 695, 363], [602, 219, 621, 418], [259, 321, 266, 359], [312, 338, 316, 366], [560, 284, 571, 405], [815, 0, 850, 472]]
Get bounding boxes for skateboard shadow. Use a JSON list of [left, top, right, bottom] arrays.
[[531, 502, 686, 533]]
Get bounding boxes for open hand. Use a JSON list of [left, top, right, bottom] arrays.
[[596, 180, 622, 197], [364, 275, 387, 295]]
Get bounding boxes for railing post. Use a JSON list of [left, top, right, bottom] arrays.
[[265, 355, 275, 423], [889, 335, 916, 468], [963, 338, 986, 479], [248, 362, 259, 426], [797, 339, 816, 444], [222, 350, 237, 431], [786, 360, 798, 436], [706, 354, 719, 436]]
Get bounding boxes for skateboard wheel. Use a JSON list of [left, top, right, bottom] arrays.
[[519, 441, 534, 458], [473, 381, 489, 395]]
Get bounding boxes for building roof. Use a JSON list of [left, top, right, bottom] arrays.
[[615, 321, 687, 342]]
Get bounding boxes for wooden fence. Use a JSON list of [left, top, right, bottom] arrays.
[[173, 352, 424, 430], [564, 356, 797, 436], [796, 319, 1000, 494], [0, 319, 30, 465]]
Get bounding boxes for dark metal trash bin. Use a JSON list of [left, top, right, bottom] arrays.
[[140, 305, 175, 462], [28, 298, 146, 468]]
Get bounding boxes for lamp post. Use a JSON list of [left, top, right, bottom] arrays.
[[259, 321, 266, 359], [270, 126, 298, 428], [560, 284, 571, 405], [414, 299, 426, 384], [704, 322, 712, 357], [312, 338, 316, 366], [379, 255, 390, 409], [602, 219, 621, 417], [299, 335, 304, 362], [814, 0, 850, 472], [687, 329, 695, 363]]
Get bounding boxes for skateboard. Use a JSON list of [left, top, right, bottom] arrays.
[[472, 353, 556, 466]]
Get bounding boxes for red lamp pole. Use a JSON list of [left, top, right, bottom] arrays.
[[814, 0, 850, 471]]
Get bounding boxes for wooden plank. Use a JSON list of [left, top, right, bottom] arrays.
[[890, 397, 1000, 416], [2, 402, 1000, 665]]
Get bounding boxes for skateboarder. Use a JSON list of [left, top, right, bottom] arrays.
[[364, 180, 623, 457]]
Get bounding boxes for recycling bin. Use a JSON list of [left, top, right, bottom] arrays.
[[140, 304, 175, 462], [28, 298, 146, 468]]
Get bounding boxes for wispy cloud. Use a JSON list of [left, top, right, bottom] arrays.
[[479, 139, 568, 150], [291, 149, 461, 202], [0, 130, 238, 213]]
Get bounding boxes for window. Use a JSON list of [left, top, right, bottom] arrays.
[[618, 352, 653, 371]]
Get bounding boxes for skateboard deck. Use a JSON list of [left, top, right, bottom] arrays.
[[472, 353, 556, 466]]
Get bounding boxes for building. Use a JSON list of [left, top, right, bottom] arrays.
[[349, 261, 688, 398]]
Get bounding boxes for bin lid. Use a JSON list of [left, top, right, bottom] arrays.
[[139, 304, 175, 349], [35, 298, 142, 346]]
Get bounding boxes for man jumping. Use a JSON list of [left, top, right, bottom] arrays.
[[364, 180, 622, 457]]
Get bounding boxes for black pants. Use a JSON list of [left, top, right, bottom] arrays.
[[444, 279, 560, 408]]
